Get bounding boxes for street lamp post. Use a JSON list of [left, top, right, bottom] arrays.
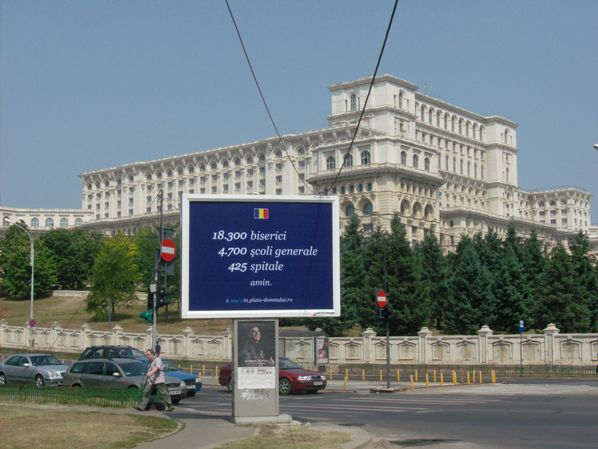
[[11, 220, 35, 348]]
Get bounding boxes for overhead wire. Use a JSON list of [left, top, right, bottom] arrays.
[[325, 0, 399, 195], [224, 0, 314, 194]]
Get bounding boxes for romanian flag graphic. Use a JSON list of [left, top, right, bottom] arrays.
[[254, 208, 269, 219]]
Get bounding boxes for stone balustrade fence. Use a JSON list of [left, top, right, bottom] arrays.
[[1, 319, 597, 366]]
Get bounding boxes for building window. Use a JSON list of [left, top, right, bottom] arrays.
[[276, 188, 282, 195], [345, 203, 355, 217], [344, 154, 353, 168], [60, 218, 68, 228], [298, 186, 305, 194], [367, 182, 373, 192], [45, 218, 54, 229], [401, 151, 407, 165], [326, 156, 336, 171], [275, 175, 282, 184], [350, 93, 357, 111], [424, 158, 430, 172], [361, 150, 371, 165], [363, 201, 373, 215], [413, 154, 419, 169]]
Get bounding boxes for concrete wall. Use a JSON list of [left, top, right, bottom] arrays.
[[1, 320, 597, 366]]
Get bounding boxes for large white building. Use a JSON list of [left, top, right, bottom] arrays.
[[3, 74, 592, 248]]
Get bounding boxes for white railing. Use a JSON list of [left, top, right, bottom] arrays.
[[1, 320, 597, 366]]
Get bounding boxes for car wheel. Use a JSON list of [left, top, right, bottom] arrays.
[[34, 375, 45, 388], [0, 373, 6, 385], [279, 378, 293, 395]]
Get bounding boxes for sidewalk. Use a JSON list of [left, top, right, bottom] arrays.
[[133, 407, 372, 449]]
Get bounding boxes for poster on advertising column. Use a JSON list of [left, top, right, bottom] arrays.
[[181, 195, 340, 319]]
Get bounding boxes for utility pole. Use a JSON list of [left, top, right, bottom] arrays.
[[151, 189, 164, 352]]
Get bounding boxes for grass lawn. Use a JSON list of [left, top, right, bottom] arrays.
[[0, 403, 179, 449], [217, 424, 351, 449], [0, 293, 232, 334]]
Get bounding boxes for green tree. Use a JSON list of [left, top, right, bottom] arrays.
[[134, 228, 160, 291], [536, 244, 591, 332], [364, 216, 429, 335], [87, 234, 140, 321], [568, 232, 597, 331], [445, 237, 495, 334], [415, 233, 452, 330], [493, 245, 534, 332], [0, 225, 57, 298], [520, 229, 547, 317], [40, 229, 102, 289]]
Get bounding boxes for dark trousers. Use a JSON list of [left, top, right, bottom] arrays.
[[138, 381, 173, 410]]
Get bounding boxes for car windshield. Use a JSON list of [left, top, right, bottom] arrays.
[[279, 358, 300, 370], [130, 348, 146, 359], [29, 355, 62, 366], [162, 360, 178, 371], [119, 362, 146, 377]]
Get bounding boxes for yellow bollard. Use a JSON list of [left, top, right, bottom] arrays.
[[425, 373, 429, 387], [433, 370, 437, 383], [345, 368, 349, 381], [472, 369, 476, 384], [467, 371, 471, 384], [202, 365, 206, 376], [491, 370, 496, 383], [396, 369, 400, 383], [410, 374, 414, 389], [380, 369, 383, 382], [440, 372, 444, 385], [362, 369, 366, 381], [479, 371, 483, 384], [415, 369, 418, 383], [215, 366, 219, 378], [451, 370, 456, 385], [189, 364, 193, 374]]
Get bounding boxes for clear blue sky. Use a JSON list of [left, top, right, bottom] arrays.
[[1, 1, 597, 221]]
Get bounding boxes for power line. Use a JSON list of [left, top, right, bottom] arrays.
[[325, 0, 399, 195], [224, 0, 314, 194]]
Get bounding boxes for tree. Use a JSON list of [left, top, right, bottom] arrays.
[[536, 244, 591, 332], [40, 229, 102, 289], [87, 234, 140, 321], [445, 237, 495, 334], [568, 232, 597, 331], [0, 225, 57, 298], [492, 245, 534, 332], [415, 233, 452, 331], [520, 229, 547, 314]]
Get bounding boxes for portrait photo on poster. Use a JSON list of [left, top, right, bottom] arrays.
[[316, 337, 330, 365], [238, 321, 275, 367]]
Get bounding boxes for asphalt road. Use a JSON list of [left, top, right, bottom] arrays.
[[185, 379, 598, 449]]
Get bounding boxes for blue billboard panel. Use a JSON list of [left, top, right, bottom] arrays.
[[181, 195, 340, 318]]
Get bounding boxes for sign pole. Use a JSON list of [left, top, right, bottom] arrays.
[[152, 189, 164, 352]]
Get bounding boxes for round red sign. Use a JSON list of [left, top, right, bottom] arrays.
[[161, 239, 176, 263], [376, 290, 387, 308]]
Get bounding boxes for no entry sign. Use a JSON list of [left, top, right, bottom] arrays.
[[376, 290, 387, 308], [161, 239, 176, 263]]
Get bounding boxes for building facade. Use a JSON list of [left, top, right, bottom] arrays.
[[10, 74, 593, 247]]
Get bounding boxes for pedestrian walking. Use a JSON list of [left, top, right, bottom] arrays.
[[135, 349, 174, 412]]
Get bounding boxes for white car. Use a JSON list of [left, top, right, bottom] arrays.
[[0, 353, 68, 387]]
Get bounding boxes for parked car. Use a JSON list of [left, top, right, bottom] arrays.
[[63, 357, 185, 406], [0, 353, 68, 387], [78, 345, 147, 361], [218, 357, 327, 395], [163, 359, 202, 396]]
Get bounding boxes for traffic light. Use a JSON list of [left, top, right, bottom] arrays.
[[156, 288, 171, 308], [138, 310, 153, 323], [379, 307, 391, 326]]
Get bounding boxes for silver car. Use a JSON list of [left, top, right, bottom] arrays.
[[0, 353, 68, 387], [63, 358, 185, 405]]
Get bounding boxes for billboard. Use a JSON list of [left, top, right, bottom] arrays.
[[181, 195, 340, 318]]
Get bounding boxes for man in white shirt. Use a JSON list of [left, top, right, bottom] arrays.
[[135, 349, 174, 412]]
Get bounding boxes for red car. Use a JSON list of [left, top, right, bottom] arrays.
[[218, 357, 327, 395]]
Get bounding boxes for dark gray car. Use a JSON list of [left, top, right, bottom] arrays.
[[0, 353, 68, 387], [63, 358, 185, 404]]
